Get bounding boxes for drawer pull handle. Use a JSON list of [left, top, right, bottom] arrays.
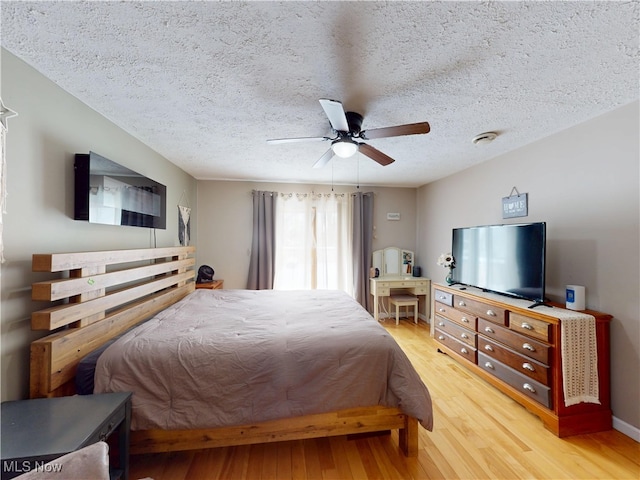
[[523, 383, 536, 393], [460, 348, 468, 354], [458, 300, 466, 307], [522, 343, 536, 352], [439, 308, 446, 313], [461, 317, 470, 323], [522, 362, 535, 372], [521, 322, 534, 330], [484, 326, 494, 334], [438, 335, 445, 341], [486, 309, 496, 317], [439, 295, 447, 300], [438, 321, 445, 327], [484, 344, 494, 352], [461, 333, 469, 339], [484, 361, 494, 369]]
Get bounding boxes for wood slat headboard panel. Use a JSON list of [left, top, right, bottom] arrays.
[[32, 246, 195, 272], [30, 246, 196, 398]]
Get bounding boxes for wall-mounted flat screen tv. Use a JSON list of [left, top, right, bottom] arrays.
[[451, 222, 546, 305], [74, 152, 167, 229]]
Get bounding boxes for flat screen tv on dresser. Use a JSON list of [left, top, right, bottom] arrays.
[[451, 222, 546, 306]]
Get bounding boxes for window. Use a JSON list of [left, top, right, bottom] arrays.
[[273, 193, 353, 295]]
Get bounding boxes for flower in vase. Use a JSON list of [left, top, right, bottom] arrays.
[[437, 253, 455, 284], [437, 253, 455, 269]]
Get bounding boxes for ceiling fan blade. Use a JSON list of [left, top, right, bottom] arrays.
[[361, 122, 430, 140], [358, 143, 395, 166], [313, 148, 335, 169], [319, 98, 350, 132], [267, 136, 330, 145]]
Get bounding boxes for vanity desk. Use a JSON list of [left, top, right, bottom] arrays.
[[370, 248, 430, 322]]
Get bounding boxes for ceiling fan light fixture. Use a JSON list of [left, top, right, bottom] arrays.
[[472, 132, 498, 145], [331, 139, 359, 158]]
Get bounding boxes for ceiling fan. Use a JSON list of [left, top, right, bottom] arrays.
[[266, 99, 430, 168]]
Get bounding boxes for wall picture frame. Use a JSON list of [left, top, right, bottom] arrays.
[[502, 188, 528, 219]]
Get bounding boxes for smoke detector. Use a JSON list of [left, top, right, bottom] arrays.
[[472, 132, 498, 145]]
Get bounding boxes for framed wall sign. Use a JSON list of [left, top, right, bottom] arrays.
[[502, 187, 528, 218]]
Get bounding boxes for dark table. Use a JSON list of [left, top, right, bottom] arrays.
[[1, 392, 131, 480]]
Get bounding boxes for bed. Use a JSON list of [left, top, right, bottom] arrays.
[[29, 247, 432, 456]]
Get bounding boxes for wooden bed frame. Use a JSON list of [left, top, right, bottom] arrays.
[[29, 246, 419, 456]]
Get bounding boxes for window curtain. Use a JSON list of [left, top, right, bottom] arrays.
[[247, 190, 277, 290], [273, 193, 352, 295], [352, 191, 374, 309]]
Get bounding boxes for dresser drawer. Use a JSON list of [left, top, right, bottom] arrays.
[[434, 316, 476, 347], [478, 318, 550, 364], [433, 289, 453, 306], [434, 303, 476, 329], [435, 329, 477, 363], [388, 280, 423, 288], [455, 296, 507, 325], [478, 353, 552, 408], [478, 337, 550, 386], [413, 287, 429, 295], [509, 312, 551, 342]]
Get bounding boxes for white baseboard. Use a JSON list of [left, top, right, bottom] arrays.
[[613, 416, 640, 442]]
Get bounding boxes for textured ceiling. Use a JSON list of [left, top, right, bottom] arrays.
[[1, 1, 638, 187]]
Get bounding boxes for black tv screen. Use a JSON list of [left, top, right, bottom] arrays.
[[74, 152, 167, 229], [451, 222, 546, 304]]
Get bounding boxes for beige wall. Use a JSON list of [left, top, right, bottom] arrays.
[[0, 50, 198, 401], [196, 182, 417, 289], [417, 101, 640, 435]]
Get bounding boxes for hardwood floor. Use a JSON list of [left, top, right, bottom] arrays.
[[129, 320, 639, 479]]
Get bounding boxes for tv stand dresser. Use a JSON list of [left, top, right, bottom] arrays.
[[430, 283, 612, 437]]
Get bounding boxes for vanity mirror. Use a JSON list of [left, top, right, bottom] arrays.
[[372, 247, 414, 277]]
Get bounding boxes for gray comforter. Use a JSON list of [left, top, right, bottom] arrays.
[[94, 289, 433, 431]]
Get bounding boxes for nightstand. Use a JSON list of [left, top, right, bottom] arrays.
[[195, 279, 224, 290], [1, 392, 132, 480]]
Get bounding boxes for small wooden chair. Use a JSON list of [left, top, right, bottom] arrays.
[[389, 294, 419, 326]]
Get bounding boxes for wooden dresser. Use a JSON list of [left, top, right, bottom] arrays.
[[430, 283, 612, 437]]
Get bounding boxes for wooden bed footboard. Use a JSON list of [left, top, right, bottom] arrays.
[[29, 246, 419, 457], [131, 407, 418, 457]]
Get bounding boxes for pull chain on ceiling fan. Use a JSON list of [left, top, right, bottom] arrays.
[[267, 99, 430, 168]]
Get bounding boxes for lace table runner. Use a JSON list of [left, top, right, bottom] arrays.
[[553, 309, 600, 406]]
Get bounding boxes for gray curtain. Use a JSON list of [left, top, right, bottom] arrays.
[[247, 190, 277, 289], [352, 191, 374, 309]]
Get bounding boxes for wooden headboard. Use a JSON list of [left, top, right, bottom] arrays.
[[30, 246, 195, 398]]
